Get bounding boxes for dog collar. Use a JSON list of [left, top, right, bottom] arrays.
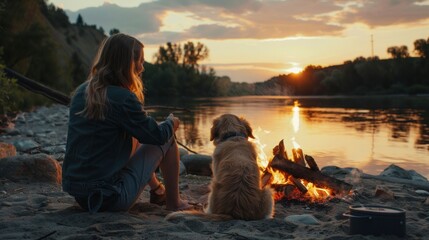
[[220, 132, 248, 142]]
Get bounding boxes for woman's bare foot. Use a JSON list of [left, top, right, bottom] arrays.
[[166, 199, 192, 211]]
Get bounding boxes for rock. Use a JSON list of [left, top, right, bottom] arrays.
[[180, 154, 212, 176], [374, 185, 395, 201], [24, 130, 34, 137], [284, 214, 320, 225], [379, 164, 411, 179], [178, 148, 189, 158], [0, 153, 62, 184], [13, 139, 40, 152], [179, 160, 187, 176], [415, 190, 429, 196], [0, 142, 16, 159], [41, 145, 66, 154], [380, 164, 428, 182], [321, 166, 362, 179], [425, 197, 429, 205], [408, 170, 428, 182], [5, 128, 20, 136]]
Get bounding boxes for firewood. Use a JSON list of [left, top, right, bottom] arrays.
[[290, 176, 308, 193], [273, 139, 288, 160], [261, 170, 273, 188], [292, 148, 306, 166], [304, 155, 320, 171], [270, 155, 352, 194]]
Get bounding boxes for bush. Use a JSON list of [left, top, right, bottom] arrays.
[[0, 64, 19, 114]]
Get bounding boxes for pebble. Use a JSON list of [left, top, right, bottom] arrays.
[[284, 214, 320, 225], [415, 190, 429, 196]]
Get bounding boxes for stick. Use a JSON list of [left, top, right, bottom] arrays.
[[4, 67, 71, 105], [144, 105, 191, 112]]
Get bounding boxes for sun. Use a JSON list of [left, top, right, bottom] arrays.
[[286, 66, 303, 74]]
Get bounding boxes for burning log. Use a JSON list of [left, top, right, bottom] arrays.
[[273, 140, 288, 160], [290, 176, 308, 193], [304, 155, 320, 171], [270, 155, 352, 194], [261, 170, 273, 188], [269, 140, 353, 194]]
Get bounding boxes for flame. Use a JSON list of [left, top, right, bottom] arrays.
[[304, 181, 332, 201], [250, 131, 287, 184], [253, 100, 333, 202], [291, 137, 300, 149]]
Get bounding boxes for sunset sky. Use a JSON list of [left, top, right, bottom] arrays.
[[49, 0, 429, 83]]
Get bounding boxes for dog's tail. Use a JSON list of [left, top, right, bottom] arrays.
[[165, 210, 233, 221]]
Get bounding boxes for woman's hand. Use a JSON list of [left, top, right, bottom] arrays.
[[167, 113, 180, 132]]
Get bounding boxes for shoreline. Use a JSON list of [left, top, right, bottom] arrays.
[[1, 165, 429, 239]]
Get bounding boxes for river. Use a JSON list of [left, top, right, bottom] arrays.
[[147, 95, 429, 178]]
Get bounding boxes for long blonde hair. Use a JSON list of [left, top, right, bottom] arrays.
[[79, 33, 144, 120]]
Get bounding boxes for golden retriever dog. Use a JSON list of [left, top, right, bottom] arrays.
[[166, 114, 274, 221]]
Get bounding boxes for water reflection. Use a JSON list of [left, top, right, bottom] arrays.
[[146, 96, 429, 178]]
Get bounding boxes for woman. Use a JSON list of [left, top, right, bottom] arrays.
[[62, 33, 189, 213]]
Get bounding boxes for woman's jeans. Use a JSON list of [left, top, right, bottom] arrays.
[[71, 137, 175, 213]]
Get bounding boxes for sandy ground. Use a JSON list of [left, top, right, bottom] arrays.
[[1, 170, 428, 240]]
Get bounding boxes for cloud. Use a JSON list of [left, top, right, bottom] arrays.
[[64, 0, 429, 45], [338, 0, 429, 27]]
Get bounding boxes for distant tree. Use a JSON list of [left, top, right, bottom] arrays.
[[387, 45, 410, 59], [44, 3, 70, 28], [367, 56, 380, 61], [353, 56, 367, 63], [182, 41, 209, 70], [76, 14, 84, 26], [414, 37, 429, 58], [109, 28, 120, 36], [98, 26, 105, 35], [154, 42, 182, 65], [154, 41, 209, 71]]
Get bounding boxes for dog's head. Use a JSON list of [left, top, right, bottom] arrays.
[[210, 114, 255, 145]]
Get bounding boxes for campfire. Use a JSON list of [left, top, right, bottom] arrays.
[[251, 101, 352, 202]]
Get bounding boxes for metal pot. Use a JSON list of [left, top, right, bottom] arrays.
[[343, 205, 406, 237]]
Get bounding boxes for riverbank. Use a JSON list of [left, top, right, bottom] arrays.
[[1, 167, 429, 239]]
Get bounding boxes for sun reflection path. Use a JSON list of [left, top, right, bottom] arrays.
[[291, 100, 301, 147]]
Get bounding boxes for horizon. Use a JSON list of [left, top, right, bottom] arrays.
[[49, 0, 429, 83]]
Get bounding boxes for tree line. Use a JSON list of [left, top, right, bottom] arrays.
[[263, 37, 429, 96]]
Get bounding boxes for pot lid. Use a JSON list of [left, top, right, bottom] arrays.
[[350, 205, 405, 214]]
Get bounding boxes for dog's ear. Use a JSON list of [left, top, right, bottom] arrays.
[[210, 118, 220, 141], [240, 117, 255, 139]]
